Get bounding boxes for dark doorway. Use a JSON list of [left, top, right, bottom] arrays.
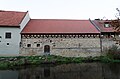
[[44, 45, 50, 53]]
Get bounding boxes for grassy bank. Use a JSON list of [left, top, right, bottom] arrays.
[[0, 55, 120, 69]]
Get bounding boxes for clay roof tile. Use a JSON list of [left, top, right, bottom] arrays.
[[22, 19, 100, 34]]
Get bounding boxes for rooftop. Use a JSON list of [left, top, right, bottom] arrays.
[[0, 10, 27, 27], [93, 20, 114, 32], [22, 19, 100, 34]]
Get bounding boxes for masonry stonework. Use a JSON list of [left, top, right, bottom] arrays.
[[20, 35, 101, 57], [101, 37, 120, 54]]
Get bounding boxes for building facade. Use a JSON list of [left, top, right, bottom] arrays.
[[92, 19, 120, 52], [0, 10, 119, 57], [0, 10, 30, 56], [20, 19, 101, 57]]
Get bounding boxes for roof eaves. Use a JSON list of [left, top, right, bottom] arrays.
[[0, 25, 19, 27], [21, 32, 100, 34], [18, 11, 28, 25]]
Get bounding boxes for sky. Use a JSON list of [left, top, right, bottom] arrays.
[[0, 0, 120, 20]]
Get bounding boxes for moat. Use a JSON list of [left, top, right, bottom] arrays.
[[0, 62, 120, 79]]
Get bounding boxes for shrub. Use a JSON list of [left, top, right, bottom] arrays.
[[99, 56, 112, 62], [107, 45, 120, 59]]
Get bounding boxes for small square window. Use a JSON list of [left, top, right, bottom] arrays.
[[53, 45, 56, 47], [5, 32, 11, 39], [27, 44, 31, 47], [7, 43, 9, 46], [104, 22, 110, 28], [37, 44, 40, 47], [50, 40, 52, 43]]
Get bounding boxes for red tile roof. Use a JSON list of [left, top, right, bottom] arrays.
[[0, 10, 27, 27], [22, 19, 100, 34], [93, 20, 114, 32]]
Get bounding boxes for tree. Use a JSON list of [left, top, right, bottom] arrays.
[[110, 8, 120, 32], [110, 18, 120, 32]]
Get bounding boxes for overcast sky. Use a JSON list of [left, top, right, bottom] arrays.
[[0, 0, 120, 20]]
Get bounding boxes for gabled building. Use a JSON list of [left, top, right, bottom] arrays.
[[20, 19, 101, 57], [93, 19, 115, 37], [92, 19, 120, 51], [1, 10, 118, 57], [0, 10, 30, 56]]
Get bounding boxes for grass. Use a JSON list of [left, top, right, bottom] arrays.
[[0, 55, 120, 69]]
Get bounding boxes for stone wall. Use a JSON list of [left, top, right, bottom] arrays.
[[97, 33, 120, 55], [101, 38, 120, 53], [20, 35, 101, 57]]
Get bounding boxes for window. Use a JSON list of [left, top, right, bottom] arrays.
[[104, 22, 110, 28], [50, 40, 52, 43], [20, 42, 22, 47], [5, 32, 11, 39], [37, 44, 40, 47], [27, 44, 31, 47], [7, 43, 9, 46]]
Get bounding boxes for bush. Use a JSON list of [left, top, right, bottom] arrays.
[[107, 45, 120, 59], [100, 56, 112, 62]]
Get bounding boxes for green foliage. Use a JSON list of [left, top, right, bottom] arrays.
[[0, 62, 9, 69], [99, 56, 112, 63], [71, 57, 82, 63], [107, 45, 120, 59], [0, 54, 120, 69]]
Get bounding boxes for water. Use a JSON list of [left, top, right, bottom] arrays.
[[0, 63, 120, 79]]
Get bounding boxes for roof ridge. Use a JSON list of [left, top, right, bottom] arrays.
[[0, 10, 5, 12], [0, 10, 27, 13], [31, 19, 89, 21]]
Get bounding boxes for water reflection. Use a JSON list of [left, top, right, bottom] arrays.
[[0, 70, 18, 79], [0, 63, 120, 79], [44, 67, 50, 77]]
